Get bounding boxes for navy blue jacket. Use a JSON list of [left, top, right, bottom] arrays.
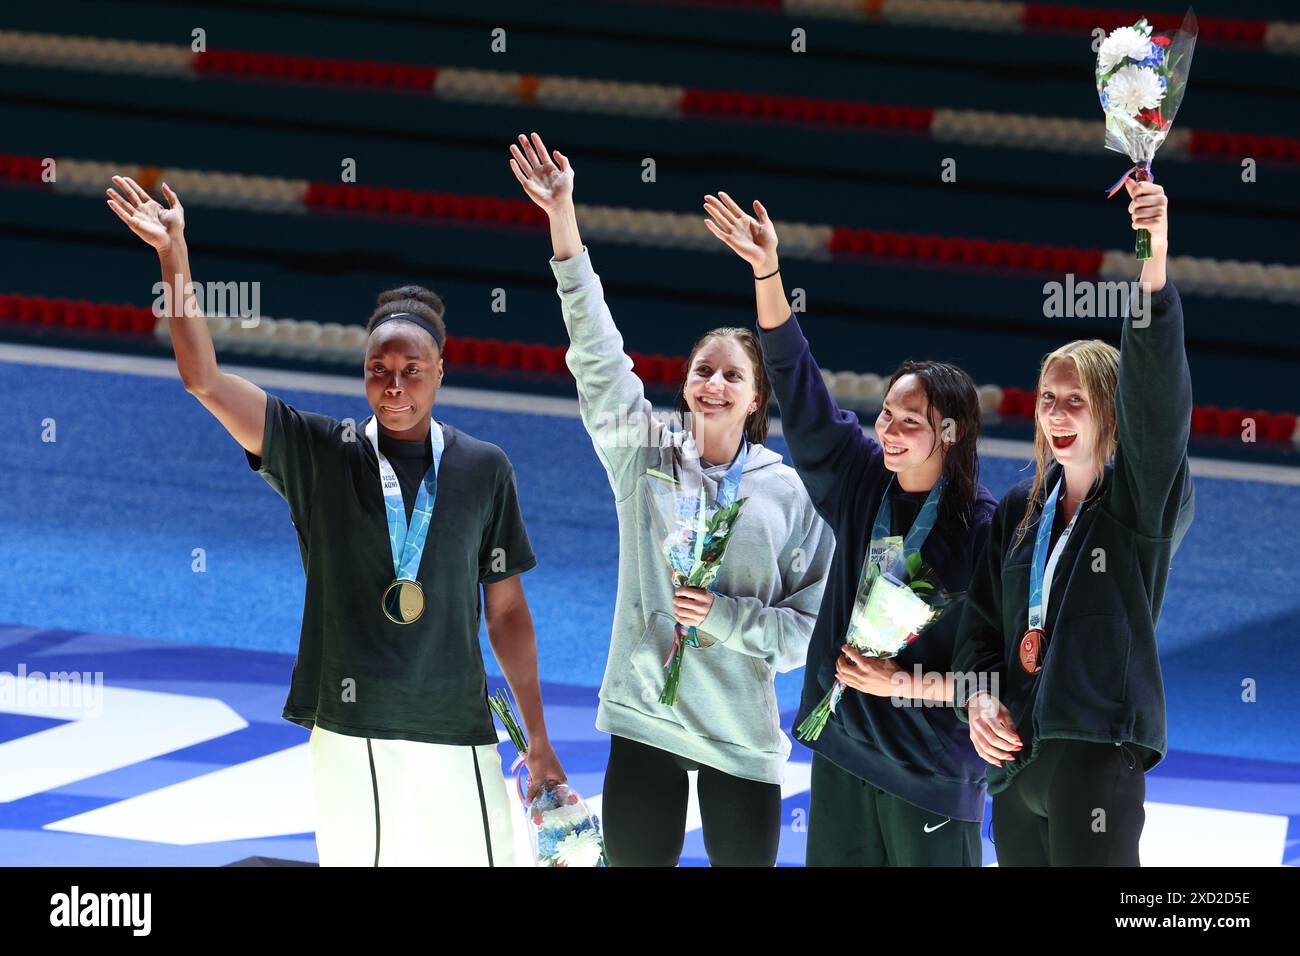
[[759, 312, 997, 822], [951, 281, 1195, 794]]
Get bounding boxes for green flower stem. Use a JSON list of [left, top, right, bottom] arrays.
[[488, 690, 528, 753], [1135, 228, 1152, 260], [795, 686, 837, 742], [659, 638, 686, 707], [1133, 165, 1154, 260]]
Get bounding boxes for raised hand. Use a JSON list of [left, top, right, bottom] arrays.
[[106, 176, 185, 254], [1125, 179, 1168, 253], [509, 132, 574, 211], [703, 191, 778, 274], [1125, 179, 1169, 289]]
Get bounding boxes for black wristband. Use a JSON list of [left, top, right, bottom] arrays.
[[754, 267, 780, 281]]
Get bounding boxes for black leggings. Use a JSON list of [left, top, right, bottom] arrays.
[[992, 738, 1146, 866], [601, 734, 783, 867]]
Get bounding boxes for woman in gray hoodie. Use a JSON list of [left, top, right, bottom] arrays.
[[510, 132, 833, 866]]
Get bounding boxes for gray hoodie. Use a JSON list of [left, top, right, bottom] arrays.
[[552, 247, 834, 785]]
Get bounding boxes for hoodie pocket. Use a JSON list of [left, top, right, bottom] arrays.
[[610, 610, 782, 754], [605, 611, 677, 710]]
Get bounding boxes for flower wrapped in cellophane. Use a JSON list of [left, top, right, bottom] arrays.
[[488, 689, 607, 867], [796, 538, 958, 742], [641, 449, 748, 707], [528, 785, 606, 868], [1095, 10, 1198, 259]]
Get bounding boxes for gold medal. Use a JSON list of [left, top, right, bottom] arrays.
[[382, 579, 425, 625], [1019, 627, 1044, 674]]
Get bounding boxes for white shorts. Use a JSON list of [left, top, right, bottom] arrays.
[[309, 724, 517, 867]]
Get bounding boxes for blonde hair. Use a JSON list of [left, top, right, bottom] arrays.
[[1012, 339, 1121, 549]]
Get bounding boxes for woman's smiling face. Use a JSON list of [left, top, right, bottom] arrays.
[[683, 336, 759, 434], [1037, 357, 1096, 466], [874, 373, 941, 474]]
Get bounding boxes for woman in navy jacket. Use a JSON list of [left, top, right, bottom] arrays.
[[707, 192, 997, 866]]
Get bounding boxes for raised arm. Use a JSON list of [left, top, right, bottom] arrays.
[[1109, 181, 1194, 541], [106, 175, 266, 456], [704, 192, 882, 520], [509, 133, 666, 499], [703, 192, 791, 332]]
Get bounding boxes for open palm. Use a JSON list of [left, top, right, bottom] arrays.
[[508, 132, 574, 210], [106, 175, 185, 253], [703, 192, 778, 270]]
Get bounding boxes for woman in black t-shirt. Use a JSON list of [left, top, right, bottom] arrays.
[[107, 173, 565, 866]]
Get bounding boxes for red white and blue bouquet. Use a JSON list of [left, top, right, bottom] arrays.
[[1095, 10, 1199, 258], [488, 689, 607, 867], [642, 463, 748, 707]]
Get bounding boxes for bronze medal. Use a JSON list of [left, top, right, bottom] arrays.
[[1019, 627, 1044, 674]]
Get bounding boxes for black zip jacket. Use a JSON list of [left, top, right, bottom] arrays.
[[951, 280, 1195, 794]]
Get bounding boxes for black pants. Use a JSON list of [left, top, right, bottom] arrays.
[[806, 752, 982, 866], [991, 738, 1146, 866], [601, 734, 783, 866]]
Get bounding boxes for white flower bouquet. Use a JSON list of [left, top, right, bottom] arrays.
[[1095, 10, 1199, 258], [796, 539, 957, 742]]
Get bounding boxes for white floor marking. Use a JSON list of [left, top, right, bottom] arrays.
[[0, 678, 247, 803], [45, 745, 312, 845], [1139, 802, 1289, 867]]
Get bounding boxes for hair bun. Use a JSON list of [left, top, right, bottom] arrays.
[[375, 284, 445, 318], [366, 284, 449, 341]]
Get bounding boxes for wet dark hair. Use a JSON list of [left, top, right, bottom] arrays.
[[884, 360, 982, 532], [365, 285, 447, 357], [672, 327, 772, 446]]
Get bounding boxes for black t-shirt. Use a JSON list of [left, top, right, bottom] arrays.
[[246, 393, 537, 745], [890, 488, 928, 539]]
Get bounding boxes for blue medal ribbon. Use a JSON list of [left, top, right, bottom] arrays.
[[715, 436, 747, 509], [678, 437, 748, 650], [869, 474, 947, 573], [1027, 476, 1089, 632], [364, 415, 443, 584]]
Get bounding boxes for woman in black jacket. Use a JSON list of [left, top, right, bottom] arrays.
[[951, 180, 1195, 866]]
